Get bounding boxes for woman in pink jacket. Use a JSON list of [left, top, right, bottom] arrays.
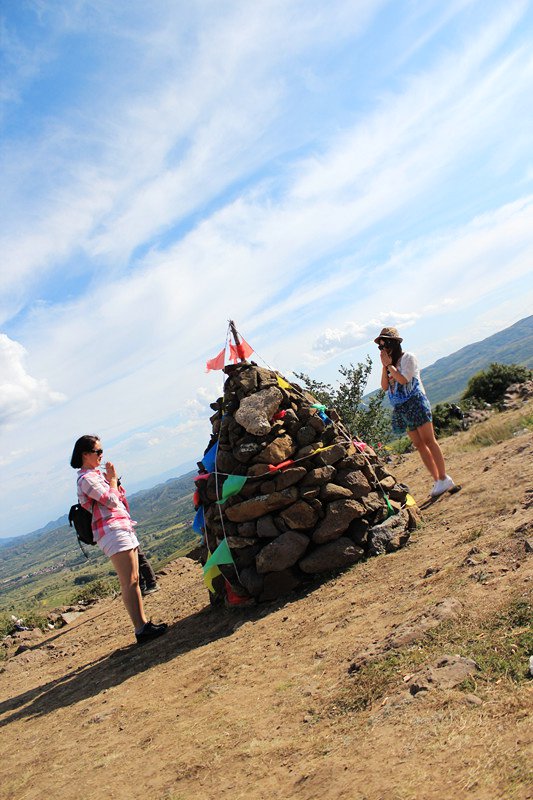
[[70, 434, 167, 645]]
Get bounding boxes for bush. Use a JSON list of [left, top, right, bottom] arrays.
[[73, 573, 98, 586], [432, 402, 466, 437], [293, 357, 392, 447], [462, 363, 532, 408], [71, 577, 118, 604]]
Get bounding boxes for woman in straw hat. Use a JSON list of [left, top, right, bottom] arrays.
[[375, 328, 455, 497]]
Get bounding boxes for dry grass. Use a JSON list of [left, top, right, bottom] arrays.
[[457, 400, 533, 450]]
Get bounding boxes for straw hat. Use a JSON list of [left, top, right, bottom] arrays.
[[374, 326, 403, 344]]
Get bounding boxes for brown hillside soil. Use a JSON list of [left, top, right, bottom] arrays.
[[1, 416, 532, 800]]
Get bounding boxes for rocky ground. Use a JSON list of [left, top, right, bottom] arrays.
[[1, 410, 532, 800]]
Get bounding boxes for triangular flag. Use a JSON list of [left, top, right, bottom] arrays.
[[217, 474, 247, 504], [229, 338, 253, 362], [206, 348, 226, 372], [201, 441, 218, 472], [385, 495, 397, 518], [277, 375, 291, 389], [267, 459, 295, 473], [203, 550, 222, 593], [203, 538, 234, 572], [192, 506, 205, 535]]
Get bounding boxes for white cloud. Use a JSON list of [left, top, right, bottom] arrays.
[[313, 314, 420, 357], [0, 334, 65, 430]]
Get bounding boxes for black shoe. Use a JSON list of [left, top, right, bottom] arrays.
[[141, 583, 161, 597], [135, 620, 167, 645]]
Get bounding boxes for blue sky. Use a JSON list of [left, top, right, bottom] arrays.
[[1, 0, 533, 538]]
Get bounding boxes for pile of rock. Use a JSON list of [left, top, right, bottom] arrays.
[[195, 362, 419, 602], [502, 380, 533, 410]]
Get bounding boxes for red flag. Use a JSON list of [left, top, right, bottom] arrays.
[[206, 348, 226, 372], [229, 338, 253, 362]]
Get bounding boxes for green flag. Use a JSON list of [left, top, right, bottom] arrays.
[[203, 538, 234, 573], [217, 474, 247, 504]]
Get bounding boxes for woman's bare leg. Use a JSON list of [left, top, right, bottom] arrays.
[[110, 548, 147, 632], [407, 426, 439, 480], [415, 421, 447, 480]]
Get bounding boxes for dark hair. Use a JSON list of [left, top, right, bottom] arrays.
[[70, 435, 100, 469], [388, 339, 403, 367], [380, 337, 403, 367]]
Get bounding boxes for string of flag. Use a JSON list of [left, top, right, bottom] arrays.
[[198, 323, 418, 591]]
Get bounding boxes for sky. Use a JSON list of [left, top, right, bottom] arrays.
[[1, 0, 533, 538]]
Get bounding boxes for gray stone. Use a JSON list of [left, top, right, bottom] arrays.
[[258, 569, 301, 602], [234, 386, 283, 435], [256, 515, 281, 538], [336, 469, 372, 498], [297, 425, 318, 447], [239, 566, 264, 596], [367, 511, 410, 556], [408, 655, 478, 695], [273, 466, 308, 491], [313, 443, 346, 466], [278, 501, 319, 530], [234, 440, 264, 463], [312, 499, 366, 544], [255, 434, 296, 465], [299, 537, 365, 573], [226, 487, 299, 522], [320, 483, 353, 501], [256, 531, 309, 573], [302, 465, 336, 486]]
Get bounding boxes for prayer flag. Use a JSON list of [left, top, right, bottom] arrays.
[[203, 550, 222, 593], [206, 348, 226, 372], [311, 403, 327, 412], [277, 375, 291, 389], [229, 338, 254, 362], [201, 441, 218, 472], [405, 493, 417, 507], [267, 459, 295, 473], [203, 538, 234, 572], [385, 496, 397, 518], [192, 506, 205, 535], [217, 474, 247, 504]]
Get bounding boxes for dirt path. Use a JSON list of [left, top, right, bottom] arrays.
[[1, 427, 532, 800]]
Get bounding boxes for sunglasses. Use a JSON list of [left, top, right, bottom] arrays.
[[89, 449, 104, 456], [378, 343, 392, 350]]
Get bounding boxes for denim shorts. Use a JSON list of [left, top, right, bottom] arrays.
[[391, 391, 433, 435], [98, 528, 140, 557]]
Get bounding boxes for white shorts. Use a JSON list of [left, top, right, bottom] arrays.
[[98, 528, 140, 557]]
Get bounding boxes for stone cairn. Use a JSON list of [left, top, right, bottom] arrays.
[[195, 361, 420, 603]]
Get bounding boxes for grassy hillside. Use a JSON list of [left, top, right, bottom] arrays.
[[0, 471, 198, 612], [422, 314, 533, 404]]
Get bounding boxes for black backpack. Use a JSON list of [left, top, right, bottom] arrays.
[[68, 503, 95, 555]]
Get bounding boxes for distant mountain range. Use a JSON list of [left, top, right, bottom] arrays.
[[2, 315, 532, 563], [421, 314, 533, 405]]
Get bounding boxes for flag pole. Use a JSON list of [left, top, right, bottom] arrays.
[[228, 319, 245, 362]]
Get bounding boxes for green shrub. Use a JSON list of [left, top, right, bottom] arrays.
[[462, 363, 532, 408], [432, 402, 466, 437], [71, 577, 119, 604]]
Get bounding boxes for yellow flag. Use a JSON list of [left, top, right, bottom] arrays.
[[204, 562, 222, 593], [277, 375, 291, 389], [405, 493, 417, 507]]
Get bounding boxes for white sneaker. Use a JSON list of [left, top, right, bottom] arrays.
[[430, 475, 455, 497]]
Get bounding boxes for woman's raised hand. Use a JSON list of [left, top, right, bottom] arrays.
[[105, 461, 117, 482], [380, 350, 392, 367]]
